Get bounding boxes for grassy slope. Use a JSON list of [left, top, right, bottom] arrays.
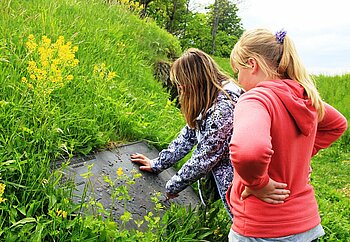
[[0, 0, 186, 239], [1, 0, 185, 153]]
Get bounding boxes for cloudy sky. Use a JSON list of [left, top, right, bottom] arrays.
[[189, 0, 350, 75]]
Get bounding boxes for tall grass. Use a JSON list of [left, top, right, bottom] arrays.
[[315, 74, 350, 150], [0, 0, 189, 240]]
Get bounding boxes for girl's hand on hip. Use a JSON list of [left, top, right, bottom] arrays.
[[241, 178, 290, 204], [130, 153, 153, 172]]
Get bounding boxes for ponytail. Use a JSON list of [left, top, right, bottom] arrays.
[[231, 29, 325, 120]]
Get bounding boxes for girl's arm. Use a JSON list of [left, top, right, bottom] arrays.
[[230, 95, 273, 190], [165, 100, 235, 195], [312, 103, 348, 156], [150, 125, 197, 173]]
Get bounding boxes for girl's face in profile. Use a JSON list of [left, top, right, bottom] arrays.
[[233, 63, 253, 91], [233, 57, 261, 91]]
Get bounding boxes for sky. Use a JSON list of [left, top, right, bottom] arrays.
[[189, 0, 350, 75]]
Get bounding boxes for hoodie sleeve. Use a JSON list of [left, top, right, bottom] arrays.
[[312, 103, 348, 156], [230, 92, 273, 190], [165, 99, 235, 195], [150, 125, 197, 174]]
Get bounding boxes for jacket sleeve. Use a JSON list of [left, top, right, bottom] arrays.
[[230, 93, 273, 190], [312, 103, 348, 156], [150, 125, 197, 174], [165, 100, 235, 195]]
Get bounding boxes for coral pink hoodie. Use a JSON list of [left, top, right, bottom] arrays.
[[227, 79, 347, 237]]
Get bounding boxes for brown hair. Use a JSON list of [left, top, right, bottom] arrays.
[[170, 48, 234, 128], [230, 28, 325, 120]]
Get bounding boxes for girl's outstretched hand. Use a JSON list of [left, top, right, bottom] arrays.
[[241, 178, 290, 204], [130, 153, 153, 172]]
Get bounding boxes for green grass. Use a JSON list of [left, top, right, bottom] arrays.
[[0, 0, 349, 241], [0, 0, 188, 240], [213, 56, 236, 77]]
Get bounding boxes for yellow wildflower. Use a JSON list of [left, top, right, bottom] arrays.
[[56, 209, 67, 218], [41, 179, 48, 185], [0, 183, 5, 195], [28, 61, 37, 70], [41, 35, 51, 47], [117, 167, 123, 176], [93, 64, 99, 74], [0, 183, 6, 204], [24, 34, 79, 97], [72, 46, 78, 53], [66, 75, 74, 81], [42, 60, 49, 67], [107, 72, 117, 80], [72, 59, 79, 67]]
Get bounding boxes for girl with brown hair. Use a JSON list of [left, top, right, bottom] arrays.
[[131, 48, 242, 217]]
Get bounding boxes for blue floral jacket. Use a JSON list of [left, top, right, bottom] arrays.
[[150, 81, 242, 216]]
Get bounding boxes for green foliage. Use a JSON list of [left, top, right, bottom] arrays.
[[0, 0, 186, 240], [213, 31, 238, 57], [207, 0, 243, 56], [312, 148, 350, 240], [206, 0, 243, 37], [314, 74, 350, 150], [160, 204, 212, 242], [143, 0, 189, 36], [142, 0, 243, 57], [180, 13, 212, 53]]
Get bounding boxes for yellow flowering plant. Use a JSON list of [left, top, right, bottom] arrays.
[[92, 63, 117, 81], [0, 183, 6, 204], [22, 34, 79, 99]]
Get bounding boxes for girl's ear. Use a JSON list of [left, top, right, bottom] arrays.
[[247, 58, 258, 74]]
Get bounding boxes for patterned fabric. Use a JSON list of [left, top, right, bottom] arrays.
[[150, 82, 241, 215]]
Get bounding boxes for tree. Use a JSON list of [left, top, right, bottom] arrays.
[[211, 0, 220, 55], [180, 12, 212, 53], [207, 0, 243, 55], [134, 0, 244, 57], [139, 0, 154, 18], [141, 0, 189, 37]]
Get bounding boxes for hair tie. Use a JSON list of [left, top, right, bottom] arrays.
[[275, 30, 287, 44]]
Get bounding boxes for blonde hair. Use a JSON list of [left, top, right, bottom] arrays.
[[230, 28, 325, 120], [170, 48, 234, 128]]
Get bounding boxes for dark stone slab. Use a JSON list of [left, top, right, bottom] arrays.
[[54, 141, 200, 229]]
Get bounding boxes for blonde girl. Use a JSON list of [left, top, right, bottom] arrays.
[[227, 28, 347, 241]]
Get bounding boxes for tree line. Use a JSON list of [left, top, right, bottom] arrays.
[[108, 0, 244, 57]]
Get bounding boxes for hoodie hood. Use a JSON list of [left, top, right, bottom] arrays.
[[257, 79, 317, 136]]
